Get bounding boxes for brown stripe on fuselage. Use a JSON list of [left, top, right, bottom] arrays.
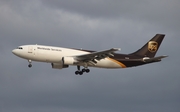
[[107, 58, 127, 68]]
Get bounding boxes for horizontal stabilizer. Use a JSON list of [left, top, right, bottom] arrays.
[[143, 55, 168, 62]]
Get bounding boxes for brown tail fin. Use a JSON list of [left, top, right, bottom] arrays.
[[130, 34, 165, 57]]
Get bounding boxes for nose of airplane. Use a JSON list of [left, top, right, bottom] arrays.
[[12, 49, 17, 55]]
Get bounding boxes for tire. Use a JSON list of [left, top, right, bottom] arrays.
[[75, 71, 79, 75], [86, 69, 90, 73], [79, 71, 83, 75], [28, 64, 32, 68]]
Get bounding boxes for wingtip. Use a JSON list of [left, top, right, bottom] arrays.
[[162, 55, 168, 58], [156, 34, 165, 36], [112, 48, 121, 51]]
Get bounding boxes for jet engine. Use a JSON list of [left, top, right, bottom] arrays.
[[51, 62, 69, 69], [62, 57, 79, 65]]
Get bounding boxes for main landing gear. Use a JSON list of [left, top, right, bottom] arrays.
[[28, 60, 32, 68], [75, 66, 90, 75]]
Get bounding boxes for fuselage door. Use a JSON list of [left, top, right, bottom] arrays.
[[28, 46, 33, 53]]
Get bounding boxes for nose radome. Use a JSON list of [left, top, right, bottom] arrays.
[[12, 49, 17, 54]]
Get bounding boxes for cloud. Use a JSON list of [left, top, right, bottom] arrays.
[[42, 0, 180, 32]]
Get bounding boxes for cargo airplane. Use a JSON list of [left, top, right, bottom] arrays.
[[12, 34, 167, 75]]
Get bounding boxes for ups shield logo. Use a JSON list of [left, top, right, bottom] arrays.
[[148, 41, 158, 52]]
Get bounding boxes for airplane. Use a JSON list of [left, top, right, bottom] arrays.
[[12, 34, 167, 75]]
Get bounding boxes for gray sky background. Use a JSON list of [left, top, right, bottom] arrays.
[[0, 0, 180, 112]]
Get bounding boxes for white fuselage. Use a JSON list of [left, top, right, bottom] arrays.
[[12, 45, 125, 68]]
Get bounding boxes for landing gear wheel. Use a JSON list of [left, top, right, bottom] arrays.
[[79, 71, 83, 75], [75, 71, 83, 75], [82, 68, 86, 72], [75, 66, 90, 75], [28, 64, 32, 68], [75, 71, 79, 75], [85, 69, 90, 73], [28, 60, 32, 68]]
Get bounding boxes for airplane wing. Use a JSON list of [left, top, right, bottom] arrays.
[[74, 48, 120, 63]]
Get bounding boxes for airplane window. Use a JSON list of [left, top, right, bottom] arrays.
[[18, 47, 23, 49]]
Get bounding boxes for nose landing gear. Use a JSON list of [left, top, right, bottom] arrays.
[[75, 66, 90, 75], [28, 64, 32, 68], [28, 60, 32, 68]]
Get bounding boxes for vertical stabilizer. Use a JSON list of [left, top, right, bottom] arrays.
[[130, 34, 165, 57]]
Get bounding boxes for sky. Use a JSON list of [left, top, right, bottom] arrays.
[[0, 0, 180, 112]]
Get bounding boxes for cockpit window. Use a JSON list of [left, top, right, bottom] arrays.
[[17, 47, 23, 49]]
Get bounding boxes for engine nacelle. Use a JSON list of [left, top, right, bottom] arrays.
[[51, 62, 69, 69], [62, 57, 78, 65]]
